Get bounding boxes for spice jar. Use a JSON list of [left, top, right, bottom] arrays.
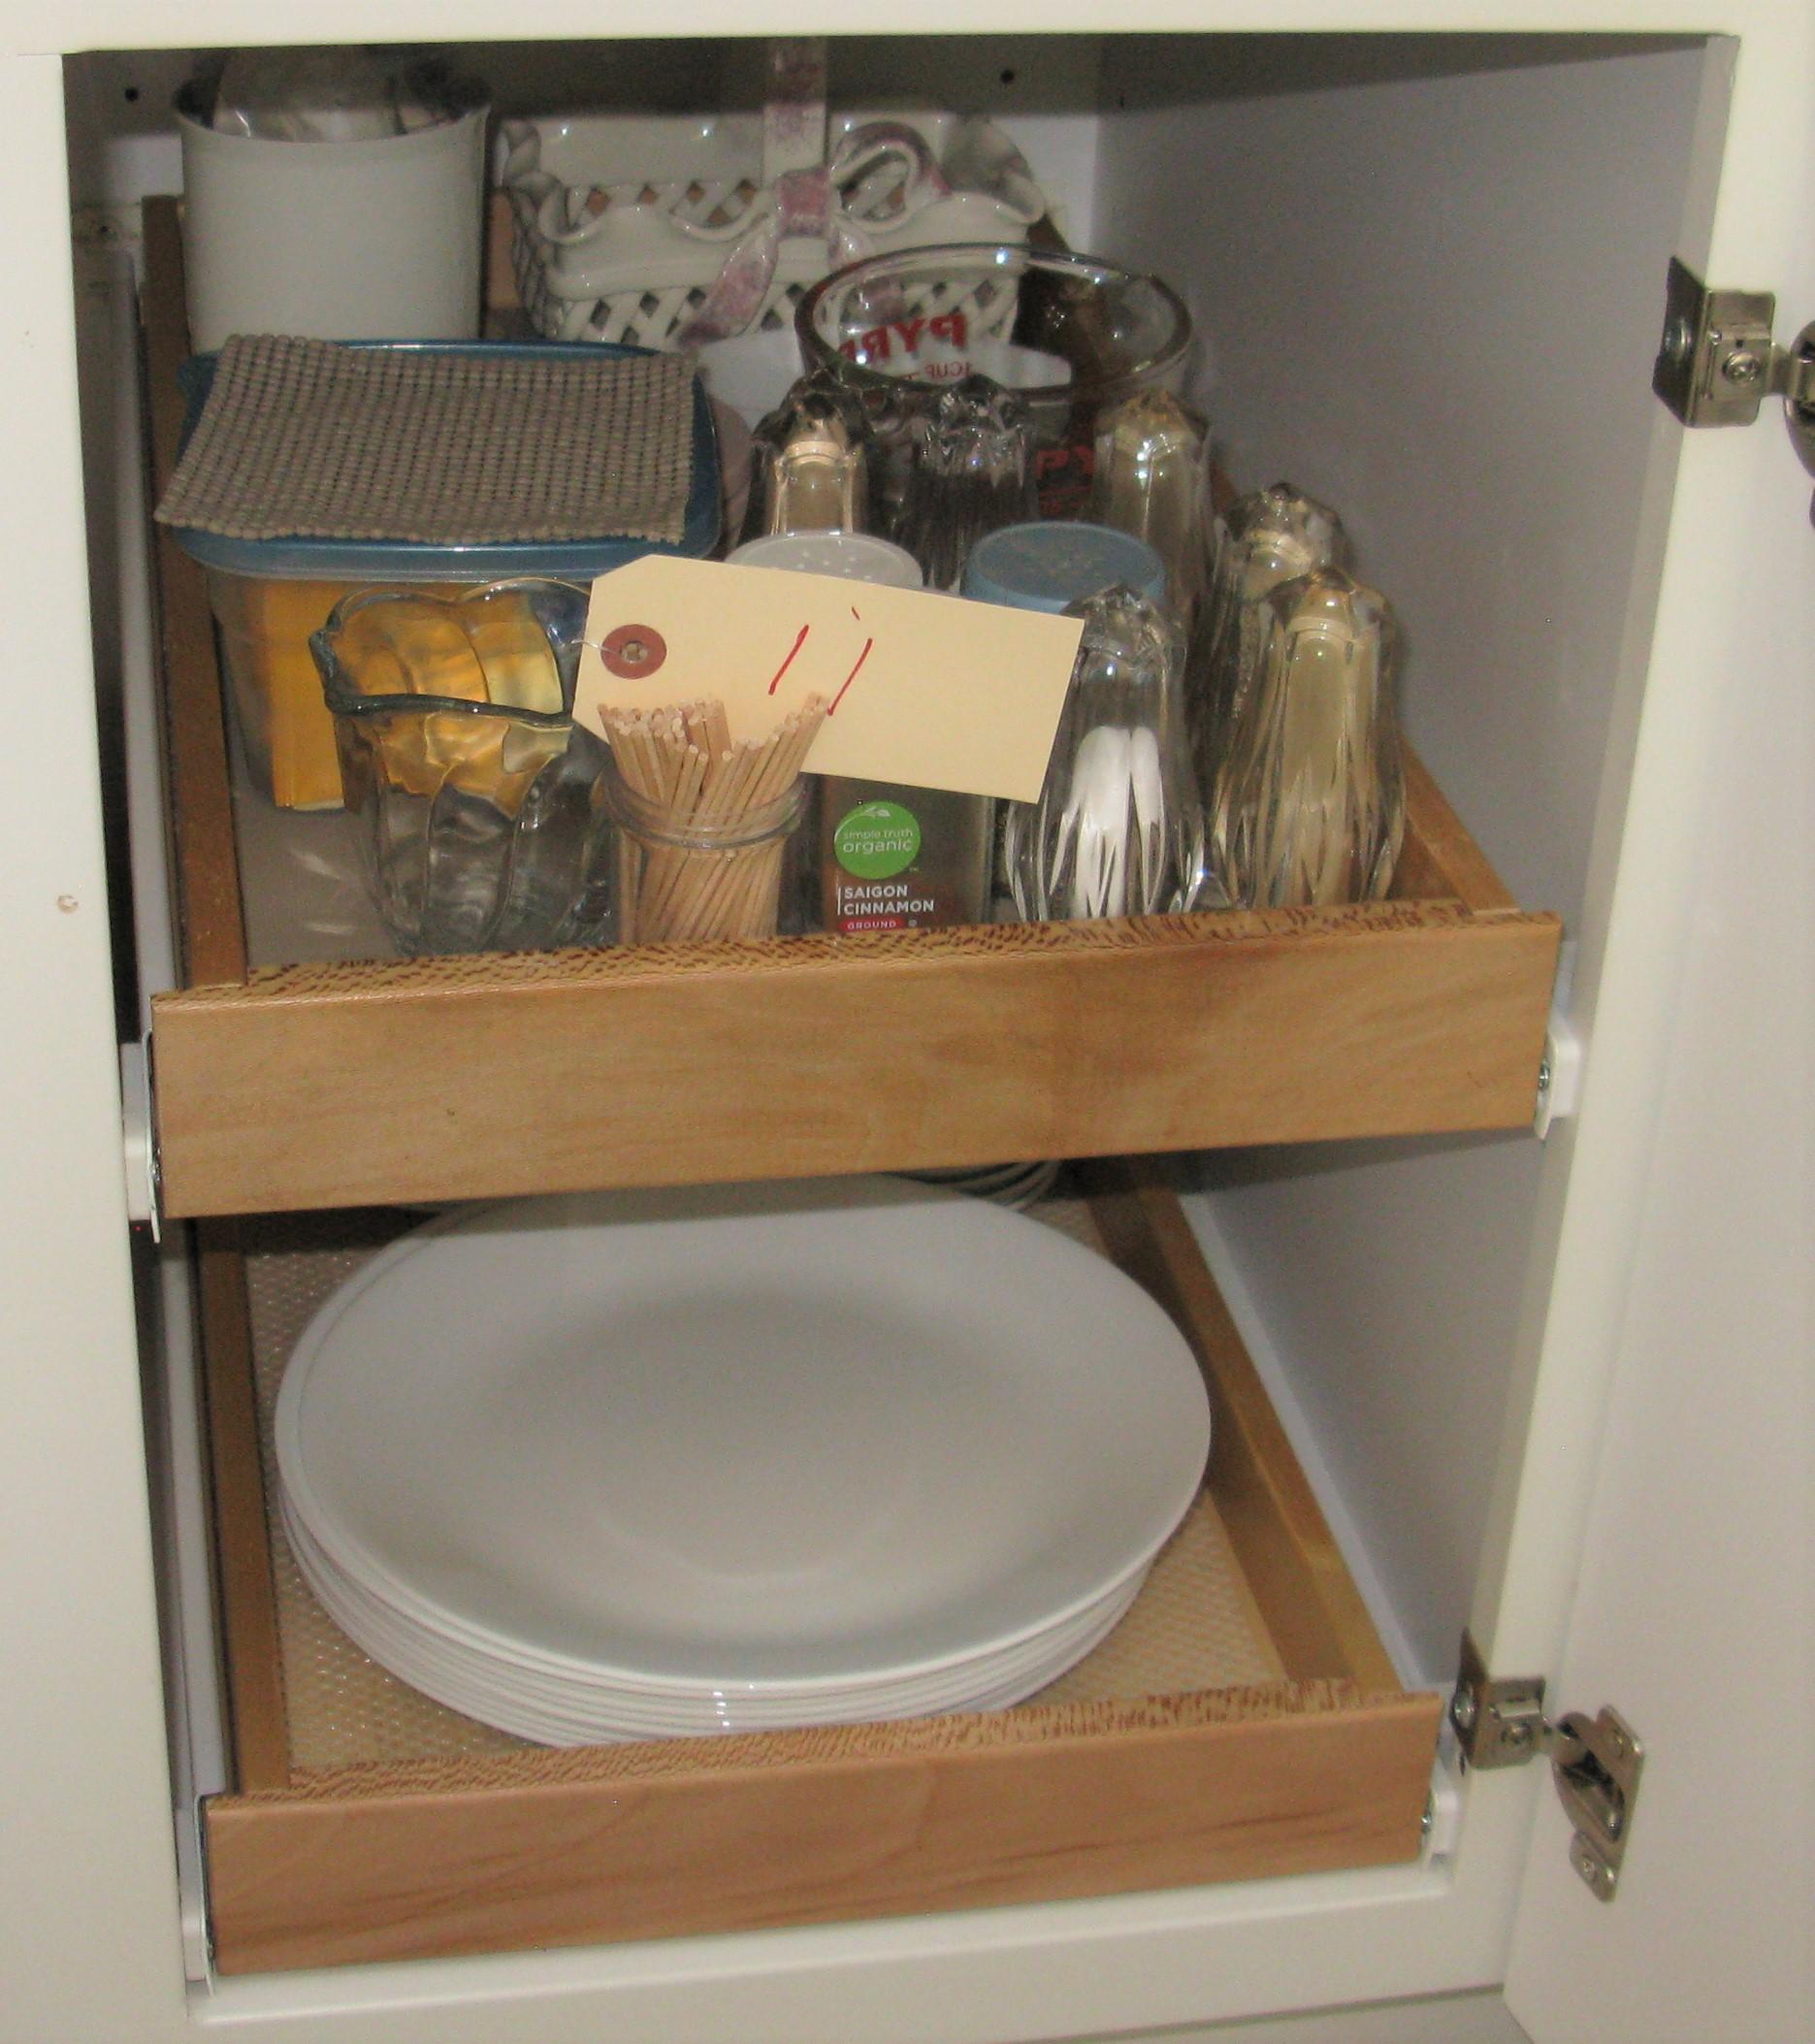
[[729, 531, 997, 934]]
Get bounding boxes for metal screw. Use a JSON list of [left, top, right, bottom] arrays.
[[1721, 348, 1766, 389], [1420, 1795, 1434, 1841], [1503, 1718, 1534, 1753], [1451, 1687, 1477, 1736], [1536, 1053, 1552, 1097]]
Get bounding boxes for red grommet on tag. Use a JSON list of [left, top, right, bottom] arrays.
[[600, 624, 667, 679]]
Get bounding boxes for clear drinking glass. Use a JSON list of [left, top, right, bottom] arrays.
[[894, 373, 1037, 591], [1190, 483, 1347, 798], [1003, 584, 1205, 923], [1084, 388, 1211, 625], [739, 375, 872, 543], [313, 578, 613, 955], [1210, 567, 1404, 909]]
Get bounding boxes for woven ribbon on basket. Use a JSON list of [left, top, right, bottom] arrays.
[[676, 124, 952, 346]]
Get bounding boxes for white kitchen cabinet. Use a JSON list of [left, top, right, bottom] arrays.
[[1, 7, 1807, 2042]]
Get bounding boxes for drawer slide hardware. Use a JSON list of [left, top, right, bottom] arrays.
[[1653, 257, 1815, 518], [119, 1038, 161, 1240], [1449, 1631, 1644, 1902]]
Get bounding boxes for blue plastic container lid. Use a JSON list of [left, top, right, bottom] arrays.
[[961, 522, 1166, 612], [169, 340, 721, 580]]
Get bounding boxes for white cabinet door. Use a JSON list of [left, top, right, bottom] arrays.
[[1505, 34, 1814, 2041]]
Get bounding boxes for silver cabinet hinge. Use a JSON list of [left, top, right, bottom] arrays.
[[1654, 258, 1815, 518], [1449, 1631, 1644, 1903]]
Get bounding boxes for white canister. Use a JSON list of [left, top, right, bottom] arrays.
[[177, 83, 490, 350]]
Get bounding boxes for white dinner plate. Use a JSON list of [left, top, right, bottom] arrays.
[[276, 1177, 1209, 1694], [286, 1493, 1145, 1712], [283, 1490, 1149, 1739], [287, 1500, 1147, 1742], [283, 1469, 1158, 1700]]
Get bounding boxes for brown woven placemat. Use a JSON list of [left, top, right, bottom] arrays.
[[243, 1196, 1281, 1772], [156, 332, 697, 545]]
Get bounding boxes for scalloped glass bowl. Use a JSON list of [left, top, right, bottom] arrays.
[[311, 578, 614, 955]]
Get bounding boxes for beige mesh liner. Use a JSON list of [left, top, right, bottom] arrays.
[[157, 333, 697, 546]]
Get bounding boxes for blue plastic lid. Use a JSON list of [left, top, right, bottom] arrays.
[[168, 340, 721, 580], [961, 522, 1166, 612]]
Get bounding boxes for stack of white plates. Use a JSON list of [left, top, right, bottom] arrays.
[[275, 1178, 1211, 1745], [905, 1159, 1061, 1209]]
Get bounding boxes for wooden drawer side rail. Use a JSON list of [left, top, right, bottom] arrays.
[[1079, 1161, 1400, 1693]]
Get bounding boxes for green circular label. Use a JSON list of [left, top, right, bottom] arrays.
[[833, 799, 921, 880]]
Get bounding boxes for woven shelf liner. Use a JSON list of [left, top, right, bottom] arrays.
[[244, 1195, 1282, 1775], [157, 332, 696, 546]]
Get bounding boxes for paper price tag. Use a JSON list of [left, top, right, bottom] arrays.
[[573, 556, 1082, 804]]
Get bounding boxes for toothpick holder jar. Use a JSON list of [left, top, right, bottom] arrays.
[[603, 763, 810, 945]]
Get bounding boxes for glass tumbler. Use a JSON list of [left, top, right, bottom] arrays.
[[1190, 482, 1347, 796], [1002, 584, 1205, 923], [1084, 387, 1211, 626], [313, 578, 612, 955], [894, 373, 1037, 591], [1210, 567, 1405, 909]]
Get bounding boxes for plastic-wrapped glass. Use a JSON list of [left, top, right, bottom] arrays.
[[1190, 484, 1347, 795], [895, 374, 1036, 591], [1003, 585, 1205, 923], [312, 578, 614, 955], [1084, 389, 1210, 625], [1211, 568, 1404, 909]]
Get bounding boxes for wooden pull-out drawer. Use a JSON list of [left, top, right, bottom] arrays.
[[194, 1164, 1442, 1975], [137, 197, 1559, 1221]]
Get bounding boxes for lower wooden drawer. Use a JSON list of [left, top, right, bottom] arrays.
[[194, 1164, 1442, 1975]]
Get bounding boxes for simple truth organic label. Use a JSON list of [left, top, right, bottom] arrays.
[[832, 800, 922, 881], [822, 784, 990, 934]]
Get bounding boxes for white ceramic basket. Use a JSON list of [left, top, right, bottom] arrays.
[[498, 108, 1047, 421]]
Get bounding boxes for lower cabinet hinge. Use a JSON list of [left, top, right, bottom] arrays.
[[1449, 1631, 1644, 1903], [1654, 257, 1815, 523]]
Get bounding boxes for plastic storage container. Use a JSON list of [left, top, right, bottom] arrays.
[[169, 341, 721, 810]]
